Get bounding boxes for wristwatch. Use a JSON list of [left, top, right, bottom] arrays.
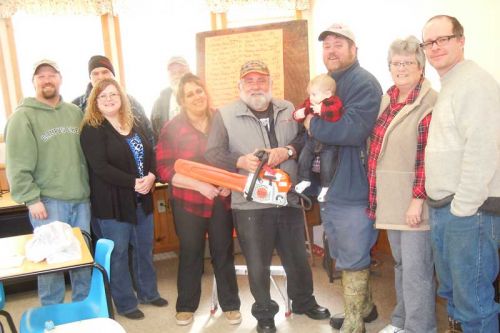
[[286, 146, 294, 159]]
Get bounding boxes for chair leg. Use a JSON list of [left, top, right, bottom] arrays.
[[0, 309, 18, 333]]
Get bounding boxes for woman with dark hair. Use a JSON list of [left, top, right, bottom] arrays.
[[156, 73, 240, 326], [80, 78, 167, 320]]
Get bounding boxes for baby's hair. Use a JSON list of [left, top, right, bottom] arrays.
[[308, 74, 336, 95]]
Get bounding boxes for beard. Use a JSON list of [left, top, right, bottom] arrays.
[[41, 84, 58, 99], [240, 90, 272, 111]]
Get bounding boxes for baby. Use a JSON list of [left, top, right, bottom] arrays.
[[293, 74, 343, 202]]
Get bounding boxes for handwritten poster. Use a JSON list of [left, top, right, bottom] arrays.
[[204, 29, 284, 108]]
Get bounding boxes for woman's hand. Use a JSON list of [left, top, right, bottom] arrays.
[[218, 187, 231, 197], [198, 182, 221, 200], [135, 172, 156, 194], [406, 198, 424, 227]]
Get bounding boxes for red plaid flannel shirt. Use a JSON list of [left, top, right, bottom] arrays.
[[367, 79, 431, 220], [156, 112, 230, 218], [293, 95, 343, 123]]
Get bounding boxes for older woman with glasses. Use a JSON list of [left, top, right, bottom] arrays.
[[80, 78, 167, 320], [367, 36, 438, 333]]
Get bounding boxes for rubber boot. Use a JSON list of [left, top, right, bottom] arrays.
[[330, 270, 377, 329], [339, 269, 370, 333]]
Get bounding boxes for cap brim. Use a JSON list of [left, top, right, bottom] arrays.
[[240, 70, 269, 78]]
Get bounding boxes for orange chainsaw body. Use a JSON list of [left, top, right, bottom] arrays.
[[174, 159, 292, 206]]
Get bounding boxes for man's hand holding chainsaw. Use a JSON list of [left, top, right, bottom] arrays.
[[237, 147, 293, 172]]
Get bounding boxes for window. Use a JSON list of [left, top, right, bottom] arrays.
[[120, 0, 211, 116], [13, 13, 103, 104]]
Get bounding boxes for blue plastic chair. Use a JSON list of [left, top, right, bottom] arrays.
[[1, 282, 18, 333], [19, 239, 114, 333]]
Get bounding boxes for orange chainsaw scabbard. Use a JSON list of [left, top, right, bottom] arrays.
[[174, 159, 247, 192]]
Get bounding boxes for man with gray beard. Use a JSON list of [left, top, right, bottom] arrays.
[[205, 60, 330, 333]]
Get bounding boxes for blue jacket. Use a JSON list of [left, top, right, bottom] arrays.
[[310, 60, 382, 205]]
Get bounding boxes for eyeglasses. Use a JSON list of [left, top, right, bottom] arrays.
[[419, 35, 459, 50], [97, 92, 120, 101], [390, 61, 416, 68]]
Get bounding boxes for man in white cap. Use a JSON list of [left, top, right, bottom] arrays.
[[150, 56, 191, 140], [206, 60, 330, 333], [303, 24, 382, 332], [5, 59, 91, 305]]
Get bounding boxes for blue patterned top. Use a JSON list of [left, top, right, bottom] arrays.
[[126, 132, 144, 177]]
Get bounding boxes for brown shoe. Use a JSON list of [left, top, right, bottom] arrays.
[[444, 317, 463, 333], [175, 312, 194, 326], [224, 310, 242, 325]]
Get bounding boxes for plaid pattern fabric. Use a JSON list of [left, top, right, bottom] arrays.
[[156, 112, 230, 218], [367, 78, 430, 220], [293, 95, 343, 123]]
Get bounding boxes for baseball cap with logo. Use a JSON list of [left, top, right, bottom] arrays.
[[318, 23, 356, 43], [32, 59, 60, 77], [240, 60, 270, 78]]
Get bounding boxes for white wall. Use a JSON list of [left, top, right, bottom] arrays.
[[310, 0, 500, 91]]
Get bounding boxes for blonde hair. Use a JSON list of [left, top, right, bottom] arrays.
[[308, 74, 336, 95], [82, 78, 134, 130]]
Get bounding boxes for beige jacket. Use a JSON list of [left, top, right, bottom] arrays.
[[375, 79, 437, 230]]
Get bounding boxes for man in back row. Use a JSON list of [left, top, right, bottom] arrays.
[[72, 55, 154, 146], [5, 59, 91, 305], [422, 15, 500, 333]]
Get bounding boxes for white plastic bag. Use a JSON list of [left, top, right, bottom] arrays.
[[25, 221, 82, 264]]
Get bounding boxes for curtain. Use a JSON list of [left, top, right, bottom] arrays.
[[206, 0, 310, 13], [0, 0, 127, 18]]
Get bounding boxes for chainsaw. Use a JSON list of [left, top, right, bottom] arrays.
[[174, 151, 311, 209]]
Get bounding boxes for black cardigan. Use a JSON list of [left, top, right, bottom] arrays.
[[80, 120, 155, 224]]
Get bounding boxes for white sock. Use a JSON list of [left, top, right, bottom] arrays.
[[295, 181, 311, 194], [317, 187, 329, 202]]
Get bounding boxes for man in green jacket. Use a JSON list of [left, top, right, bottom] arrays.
[[5, 59, 91, 305]]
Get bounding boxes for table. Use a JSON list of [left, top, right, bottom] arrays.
[[50, 318, 126, 333], [0, 228, 93, 280]]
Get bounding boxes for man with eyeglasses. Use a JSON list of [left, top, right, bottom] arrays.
[[205, 60, 330, 333], [5, 59, 91, 306], [422, 15, 500, 333]]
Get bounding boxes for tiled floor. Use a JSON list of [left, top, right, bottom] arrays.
[[2, 252, 447, 332]]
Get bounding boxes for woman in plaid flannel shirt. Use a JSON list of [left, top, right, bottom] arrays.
[[156, 73, 241, 326]]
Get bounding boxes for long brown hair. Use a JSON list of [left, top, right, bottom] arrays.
[[82, 78, 134, 130], [176, 73, 212, 120]]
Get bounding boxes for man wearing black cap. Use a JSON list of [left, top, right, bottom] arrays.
[[5, 59, 91, 306], [205, 60, 330, 333], [303, 24, 382, 333], [72, 55, 154, 146], [150, 56, 191, 141]]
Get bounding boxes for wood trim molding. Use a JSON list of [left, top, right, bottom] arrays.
[[100, 14, 126, 89], [0, 18, 22, 119]]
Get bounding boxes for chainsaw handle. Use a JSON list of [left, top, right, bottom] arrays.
[[296, 192, 313, 211], [245, 151, 268, 202]]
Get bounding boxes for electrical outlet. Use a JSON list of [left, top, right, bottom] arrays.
[[157, 199, 166, 213]]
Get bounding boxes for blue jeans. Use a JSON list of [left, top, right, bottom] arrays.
[[320, 202, 378, 271], [429, 205, 500, 332], [97, 205, 160, 314], [28, 197, 91, 305]]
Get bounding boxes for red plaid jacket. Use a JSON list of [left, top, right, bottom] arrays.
[[293, 95, 343, 123], [156, 111, 230, 218]]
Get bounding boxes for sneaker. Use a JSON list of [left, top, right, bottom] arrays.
[[175, 312, 194, 326], [378, 324, 405, 333], [122, 309, 145, 320], [224, 310, 242, 325], [149, 297, 168, 307]]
